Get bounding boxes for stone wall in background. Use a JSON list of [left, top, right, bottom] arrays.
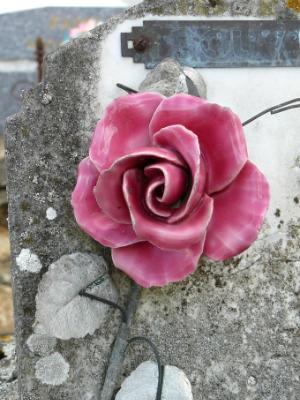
[[0, 7, 125, 134], [4, 1, 300, 399]]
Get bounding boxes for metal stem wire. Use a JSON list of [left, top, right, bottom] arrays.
[[243, 98, 300, 126], [126, 336, 164, 400], [116, 83, 138, 94], [79, 289, 164, 400], [79, 290, 128, 323]]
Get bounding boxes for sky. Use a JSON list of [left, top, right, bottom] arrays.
[[0, 0, 132, 14]]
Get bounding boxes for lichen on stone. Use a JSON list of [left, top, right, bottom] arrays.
[[35, 352, 69, 385], [46, 207, 57, 221], [16, 248, 43, 273], [26, 333, 57, 356]]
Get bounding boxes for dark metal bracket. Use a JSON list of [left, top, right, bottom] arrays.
[[121, 20, 300, 69]]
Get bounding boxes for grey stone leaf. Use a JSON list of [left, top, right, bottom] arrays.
[[116, 361, 193, 400], [35, 253, 118, 340]]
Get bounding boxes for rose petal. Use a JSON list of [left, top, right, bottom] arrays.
[[145, 176, 172, 218], [112, 240, 205, 287], [150, 94, 247, 194], [94, 147, 185, 224], [89, 92, 164, 171], [203, 161, 270, 260], [152, 124, 206, 222], [123, 169, 214, 250], [71, 158, 139, 248], [144, 161, 187, 205]]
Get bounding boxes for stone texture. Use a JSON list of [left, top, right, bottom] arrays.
[[116, 361, 193, 400], [0, 340, 17, 399], [4, 1, 299, 400], [139, 58, 207, 98], [0, 341, 17, 384], [0, 381, 18, 400]]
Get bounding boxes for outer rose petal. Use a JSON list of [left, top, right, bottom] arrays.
[[94, 147, 184, 224], [89, 92, 164, 171], [71, 157, 139, 248], [203, 161, 270, 260], [112, 240, 205, 288], [149, 94, 247, 194], [123, 169, 214, 250]]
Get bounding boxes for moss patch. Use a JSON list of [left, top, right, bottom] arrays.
[[260, 0, 280, 15], [287, 0, 300, 12]]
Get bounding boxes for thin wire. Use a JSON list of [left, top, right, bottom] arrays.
[[126, 336, 164, 400], [116, 83, 138, 94], [271, 104, 300, 115], [243, 98, 300, 126], [79, 290, 127, 323]]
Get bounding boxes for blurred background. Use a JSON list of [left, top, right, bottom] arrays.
[[0, 0, 140, 349]]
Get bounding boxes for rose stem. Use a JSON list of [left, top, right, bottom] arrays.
[[100, 281, 142, 400]]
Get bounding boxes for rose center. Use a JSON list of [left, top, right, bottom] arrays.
[[143, 161, 189, 218]]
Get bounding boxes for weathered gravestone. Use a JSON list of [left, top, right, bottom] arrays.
[[5, 1, 300, 399]]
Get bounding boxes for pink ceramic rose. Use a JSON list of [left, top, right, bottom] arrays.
[[72, 92, 269, 287]]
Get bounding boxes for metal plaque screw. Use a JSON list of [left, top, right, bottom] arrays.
[[133, 35, 150, 52]]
